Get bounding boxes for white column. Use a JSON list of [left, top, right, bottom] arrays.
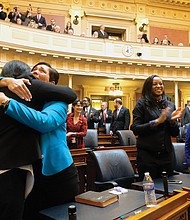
[[69, 7, 84, 36], [174, 82, 178, 108], [68, 75, 73, 113], [68, 75, 72, 88]]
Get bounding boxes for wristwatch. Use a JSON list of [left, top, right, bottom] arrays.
[[1, 99, 10, 110]]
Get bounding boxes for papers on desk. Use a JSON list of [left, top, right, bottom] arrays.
[[109, 187, 128, 195]]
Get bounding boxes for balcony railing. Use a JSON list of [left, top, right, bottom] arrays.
[[1, 21, 190, 80]]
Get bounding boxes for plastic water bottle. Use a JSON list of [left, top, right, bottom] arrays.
[[143, 172, 157, 207]]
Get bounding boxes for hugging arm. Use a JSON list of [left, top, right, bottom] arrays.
[[5, 99, 67, 133], [0, 76, 77, 104]]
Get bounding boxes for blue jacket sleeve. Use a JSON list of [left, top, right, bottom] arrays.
[[5, 99, 68, 133]]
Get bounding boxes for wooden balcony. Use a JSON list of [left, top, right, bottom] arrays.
[[1, 21, 190, 81]]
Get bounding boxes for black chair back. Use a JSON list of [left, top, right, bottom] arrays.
[[116, 130, 136, 146], [84, 129, 98, 150], [172, 143, 187, 173], [92, 149, 135, 191]]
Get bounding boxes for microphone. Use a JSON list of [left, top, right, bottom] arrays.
[[162, 171, 169, 198]]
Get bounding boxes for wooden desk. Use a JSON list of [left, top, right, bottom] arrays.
[[98, 134, 120, 147], [127, 190, 190, 220], [86, 146, 137, 191], [39, 190, 190, 220], [132, 173, 190, 195], [70, 148, 88, 193]]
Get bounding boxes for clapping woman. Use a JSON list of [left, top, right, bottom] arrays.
[[67, 99, 88, 148], [131, 75, 183, 180]]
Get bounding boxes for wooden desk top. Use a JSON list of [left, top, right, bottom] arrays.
[[70, 148, 88, 166], [40, 189, 190, 220], [132, 173, 190, 194], [40, 189, 149, 220]]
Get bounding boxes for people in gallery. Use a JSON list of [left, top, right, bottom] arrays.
[[92, 31, 99, 38], [46, 18, 56, 31], [8, 6, 25, 23], [64, 21, 74, 34], [33, 7, 47, 29], [152, 37, 159, 44], [0, 4, 7, 20], [97, 24, 109, 39], [160, 34, 172, 45]]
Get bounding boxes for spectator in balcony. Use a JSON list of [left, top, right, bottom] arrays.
[[152, 37, 159, 45], [28, 19, 37, 29], [92, 31, 98, 38], [178, 42, 184, 47], [33, 7, 46, 29], [0, 3, 7, 20], [97, 24, 109, 39], [80, 32, 86, 37], [66, 99, 88, 149], [23, 5, 33, 26], [140, 38, 146, 44], [160, 34, 171, 45], [64, 21, 74, 34], [54, 25, 61, 33], [46, 19, 56, 31], [68, 29, 74, 35], [141, 33, 149, 43], [16, 17, 23, 25], [8, 6, 25, 23]]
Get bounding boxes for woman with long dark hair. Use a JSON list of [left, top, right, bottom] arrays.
[[131, 75, 183, 180], [67, 99, 88, 148], [64, 21, 74, 34]]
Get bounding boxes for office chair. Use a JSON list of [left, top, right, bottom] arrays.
[[83, 129, 98, 151], [92, 149, 137, 191], [116, 130, 136, 146], [172, 143, 188, 174]]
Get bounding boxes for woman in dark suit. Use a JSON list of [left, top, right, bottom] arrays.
[[131, 75, 183, 180]]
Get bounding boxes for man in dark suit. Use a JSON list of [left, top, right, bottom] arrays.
[[110, 98, 130, 135], [0, 4, 7, 20], [82, 96, 97, 129], [0, 60, 76, 220], [33, 7, 46, 29], [181, 102, 190, 126], [8, 6, 25, 23], [94, 101, 112, 134], [97, 24, 109, 39], [46, 18, 56, 31]]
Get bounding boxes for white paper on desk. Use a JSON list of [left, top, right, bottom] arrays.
[[109, 187, 128, 195]]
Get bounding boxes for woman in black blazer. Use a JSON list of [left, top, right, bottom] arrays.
[[131, 75, 183, 180]]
